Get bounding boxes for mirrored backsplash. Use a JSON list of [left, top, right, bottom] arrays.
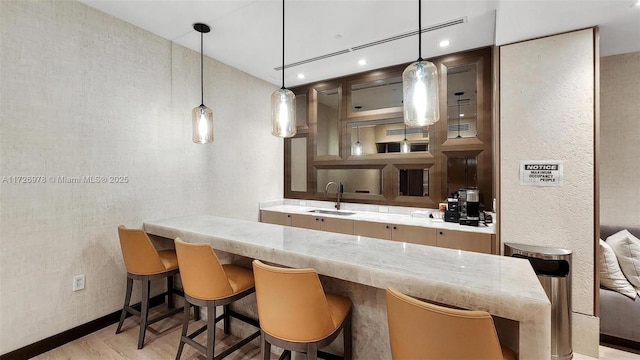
[[447, 63, 477, 139], [351, 121, 429, 155], [316, 169, 382, 195]]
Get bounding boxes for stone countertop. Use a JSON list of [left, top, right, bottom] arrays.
[[144, 215, 550, 359], [260, 204, 497, 235]]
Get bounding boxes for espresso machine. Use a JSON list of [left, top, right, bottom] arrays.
[[458, 188, 480, 226], [444, 194, 459, 223]]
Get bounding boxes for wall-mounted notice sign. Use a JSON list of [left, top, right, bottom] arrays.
[[520, 160, 563, 187]]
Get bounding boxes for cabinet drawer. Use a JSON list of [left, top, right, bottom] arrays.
[[290, 213, 322, 230], [392, 225, 437, 246], [260, 210, 292, 226], [436, 229, 494, 254], [354, 221, 392, 240], [321, 217, 354, 235]]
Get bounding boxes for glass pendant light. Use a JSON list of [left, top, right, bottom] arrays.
[[403, 0, 439, 127], [352, 126, 363, 155], [271, 0, 296, 138], [401, 124, 410, 153], [192, 23, 214, 144], [455, 91, 464, 138]]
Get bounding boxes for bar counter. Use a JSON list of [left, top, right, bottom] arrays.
[[144, 215, 551, 359]]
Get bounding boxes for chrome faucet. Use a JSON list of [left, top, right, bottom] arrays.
[[324, 181, 343, 210]]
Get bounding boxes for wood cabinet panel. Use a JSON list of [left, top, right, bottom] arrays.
[[290, 214, 321, 230], [392, 225, 437, 247], [260, 210, 292, 226], [436, 229, 494, 254], [321, 217, 354, 235], [354, 221, 392, 240], [260, 211, 495, 254]]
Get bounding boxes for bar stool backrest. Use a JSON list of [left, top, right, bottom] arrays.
[[386, 287, 504, 360], [253, 260, 335, 342], [174, 238, 233, 300], [117, 225, 165, 275]]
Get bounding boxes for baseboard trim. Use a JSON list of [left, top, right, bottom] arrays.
[[0, 295, 166, 360], [600, 334, 640, 353]]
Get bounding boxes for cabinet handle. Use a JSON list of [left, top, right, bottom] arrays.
[[287, 214, 291, 218], [315, 218, 320, 221], [386, 226, 390, 229], [439, 231, 444, 235], [321, 219, 324, 222], [393, 226, 397, 230]]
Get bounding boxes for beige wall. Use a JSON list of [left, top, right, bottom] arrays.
[[0, 0, 281, 353], [500, 29, 598, 357], [600, 52, 640, 228]]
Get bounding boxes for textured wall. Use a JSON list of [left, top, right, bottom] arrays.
[[500, 29, 598, 356], [0, 0, 281, 353], [600, 52, 640, 229]]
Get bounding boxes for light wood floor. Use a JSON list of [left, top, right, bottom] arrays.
[[34, 307, 640, 360], [34, 308, 276, 360]]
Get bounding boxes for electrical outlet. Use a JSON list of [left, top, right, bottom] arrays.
[[73, 274, 85, 291]]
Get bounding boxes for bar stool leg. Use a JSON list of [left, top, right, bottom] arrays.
[[206, 304, 217, 360], [167, 275, 174, 308], [175, 302, 191, 360], [223, 304, 230, 334], [194, 305, 201, 321], [138, 277, 150, 349], [260, 331, 271, 360], [116, 276, 133, 334], [307, 344, 318, 360]]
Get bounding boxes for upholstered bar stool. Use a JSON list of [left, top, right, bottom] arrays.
[[115, 225, 184, 349], [252, 260, 352, 360], [174, 238, 260, 360], [386, 287, 516, 360]]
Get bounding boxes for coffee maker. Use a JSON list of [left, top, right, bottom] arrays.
[[444, 194, 459, 223], [458, 188, 480, 226]]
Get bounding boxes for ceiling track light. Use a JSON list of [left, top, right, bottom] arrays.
[[271, 0, 296, 138], [192, 23, 214, 144], [402, 0, 440, 127]]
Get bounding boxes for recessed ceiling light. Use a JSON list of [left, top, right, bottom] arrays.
[[439, 40, 450, 47], [334, 34, 342, 39], [297, 73, 305, 79], [358, 59, 368, 66], [459, 113, 465, 117]]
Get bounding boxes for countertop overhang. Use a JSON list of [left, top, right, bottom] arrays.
[[144, 215, 550, 359]]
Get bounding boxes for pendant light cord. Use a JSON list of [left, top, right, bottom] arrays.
[[200, 31, 204, 106], [417, 0, 422, 61], [281, 0, 286, 90]]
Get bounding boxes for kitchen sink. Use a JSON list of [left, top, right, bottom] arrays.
[[307, 209, 356, 216]]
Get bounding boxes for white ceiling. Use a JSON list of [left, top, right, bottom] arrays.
[[79, 0, 640, 88]]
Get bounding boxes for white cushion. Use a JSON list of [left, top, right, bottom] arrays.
[[599, 239, 637, 299], [607, 230, 640, 291]]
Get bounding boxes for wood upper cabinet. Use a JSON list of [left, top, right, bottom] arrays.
[[284, 47, 493, 210], [354, 221, 436, 246], [260, 210, 292, 226], [436, 229, 496, 254], [290, 214, 354, 235]]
